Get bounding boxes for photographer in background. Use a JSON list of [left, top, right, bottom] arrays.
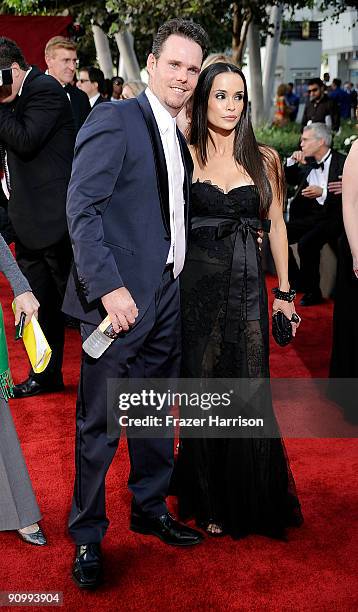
[[0, 37, 75, 397], [0, 66, 15, 244], [285, 123, 346, 306]]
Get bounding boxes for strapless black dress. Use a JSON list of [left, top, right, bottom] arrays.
[[175, 181, 303, 539]]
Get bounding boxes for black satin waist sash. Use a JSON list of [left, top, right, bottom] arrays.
[[191, 215, 271, 343]]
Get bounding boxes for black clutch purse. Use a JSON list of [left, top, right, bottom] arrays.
[[272, 310, 293, 347]]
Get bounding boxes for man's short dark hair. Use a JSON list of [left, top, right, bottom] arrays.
[[332, 78, 341, 88], [152, 19, 209, 60], [0, 37, 29, 70], [288, 82, 294, 88], [81, 66, 105, 94], [308, 77, 324, 89]]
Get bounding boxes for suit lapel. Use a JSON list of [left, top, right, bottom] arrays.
[[328, 150, 338, 182], [290, 165, 312, 205], [137, 93, 170, 234], [13, 66, 41, 114]]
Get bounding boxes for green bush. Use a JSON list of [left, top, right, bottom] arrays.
[[332, 120, 358, 155], [254, 120, 358, 161], [254, 124, 301, 160]]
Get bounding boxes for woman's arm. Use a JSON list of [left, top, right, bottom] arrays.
[[342, 139, 358, 277], [0, 233, 39, 324], [0, 232, 31, 297], [263, 147, 300, 331]]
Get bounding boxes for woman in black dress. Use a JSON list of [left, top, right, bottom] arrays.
[[330, 139, 358, 423], [175, 63, 303, 538]]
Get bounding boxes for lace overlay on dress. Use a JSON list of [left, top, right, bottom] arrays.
[[175, 181, 303, 539]]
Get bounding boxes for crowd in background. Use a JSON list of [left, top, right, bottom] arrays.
[[274, 77, 358, 128]]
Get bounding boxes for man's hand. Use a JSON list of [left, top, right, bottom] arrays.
[[291, 150, 306, 164], [101, 287, 138, 333], [301, 185, 323, 199], [327, 179, 342, 195], [13, 291, 39, 326]]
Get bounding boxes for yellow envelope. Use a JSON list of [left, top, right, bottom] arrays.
[[12, 304, 52, 373]]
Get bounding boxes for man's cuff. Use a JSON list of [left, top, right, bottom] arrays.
[[316, 186, 327, 206], [286, 157, 297, 167]]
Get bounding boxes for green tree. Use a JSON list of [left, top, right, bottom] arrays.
[[1, 0, 356, 68]]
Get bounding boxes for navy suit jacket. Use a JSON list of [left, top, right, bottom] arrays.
[[63, 91, 193, 325]]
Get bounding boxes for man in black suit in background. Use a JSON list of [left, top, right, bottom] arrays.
[[0, 37, 75, 396], [285, 122, 346, 305], [301, 77, 340, 133], [45, 36, 91, 133], [77, 66, 106, 108]]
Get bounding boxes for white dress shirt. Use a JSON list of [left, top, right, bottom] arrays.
[[1, 67, 32, 200], [286, 149, 332, 205], [145, 87, 185, 271], [89, 93, 101, 108]]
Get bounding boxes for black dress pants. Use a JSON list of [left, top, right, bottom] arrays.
[[286, 216, 342, 294], [15, 235, 73, 383], [69, 267, 181, 544]]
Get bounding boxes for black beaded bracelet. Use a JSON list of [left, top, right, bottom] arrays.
[[272, 287, 296, 302]]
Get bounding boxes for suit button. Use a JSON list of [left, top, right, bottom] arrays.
[[164, 237, 170, 242]]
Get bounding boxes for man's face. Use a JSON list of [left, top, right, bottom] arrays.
[[300, 129, 324, 158], [308, 83, 323, 102], [147, 34, 202, 117], [0, 64, 23, 103], [77, 70, 97, 98], [46, 48, 77, 85]]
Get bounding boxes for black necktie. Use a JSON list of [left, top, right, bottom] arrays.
[[0, 142, 11, 193]]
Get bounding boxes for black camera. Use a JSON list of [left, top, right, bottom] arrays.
[[0, 68, 13, 87]]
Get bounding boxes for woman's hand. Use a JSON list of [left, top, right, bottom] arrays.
[[13, 291, 40, 326], [272, 298, 301, 337], [353, 254, 358, 279]]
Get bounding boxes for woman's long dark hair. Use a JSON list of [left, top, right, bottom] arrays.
[[190, 62, 280, 216]]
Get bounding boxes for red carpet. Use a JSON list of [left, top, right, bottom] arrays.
[[0, 275, 357, 611]]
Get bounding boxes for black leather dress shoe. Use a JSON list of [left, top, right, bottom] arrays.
[[72, 543, 102, 590], [13, 377, 65, 398], [130, 511, 203, 546], [299, 291, 324, 307], [18, 526, 47, 546]]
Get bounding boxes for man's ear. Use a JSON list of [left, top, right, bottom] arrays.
[[11, 63, 21, 80], [146, 53, 156, 76]]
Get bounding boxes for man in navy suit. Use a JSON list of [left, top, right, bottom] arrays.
[[63, 19, 209, 589]]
